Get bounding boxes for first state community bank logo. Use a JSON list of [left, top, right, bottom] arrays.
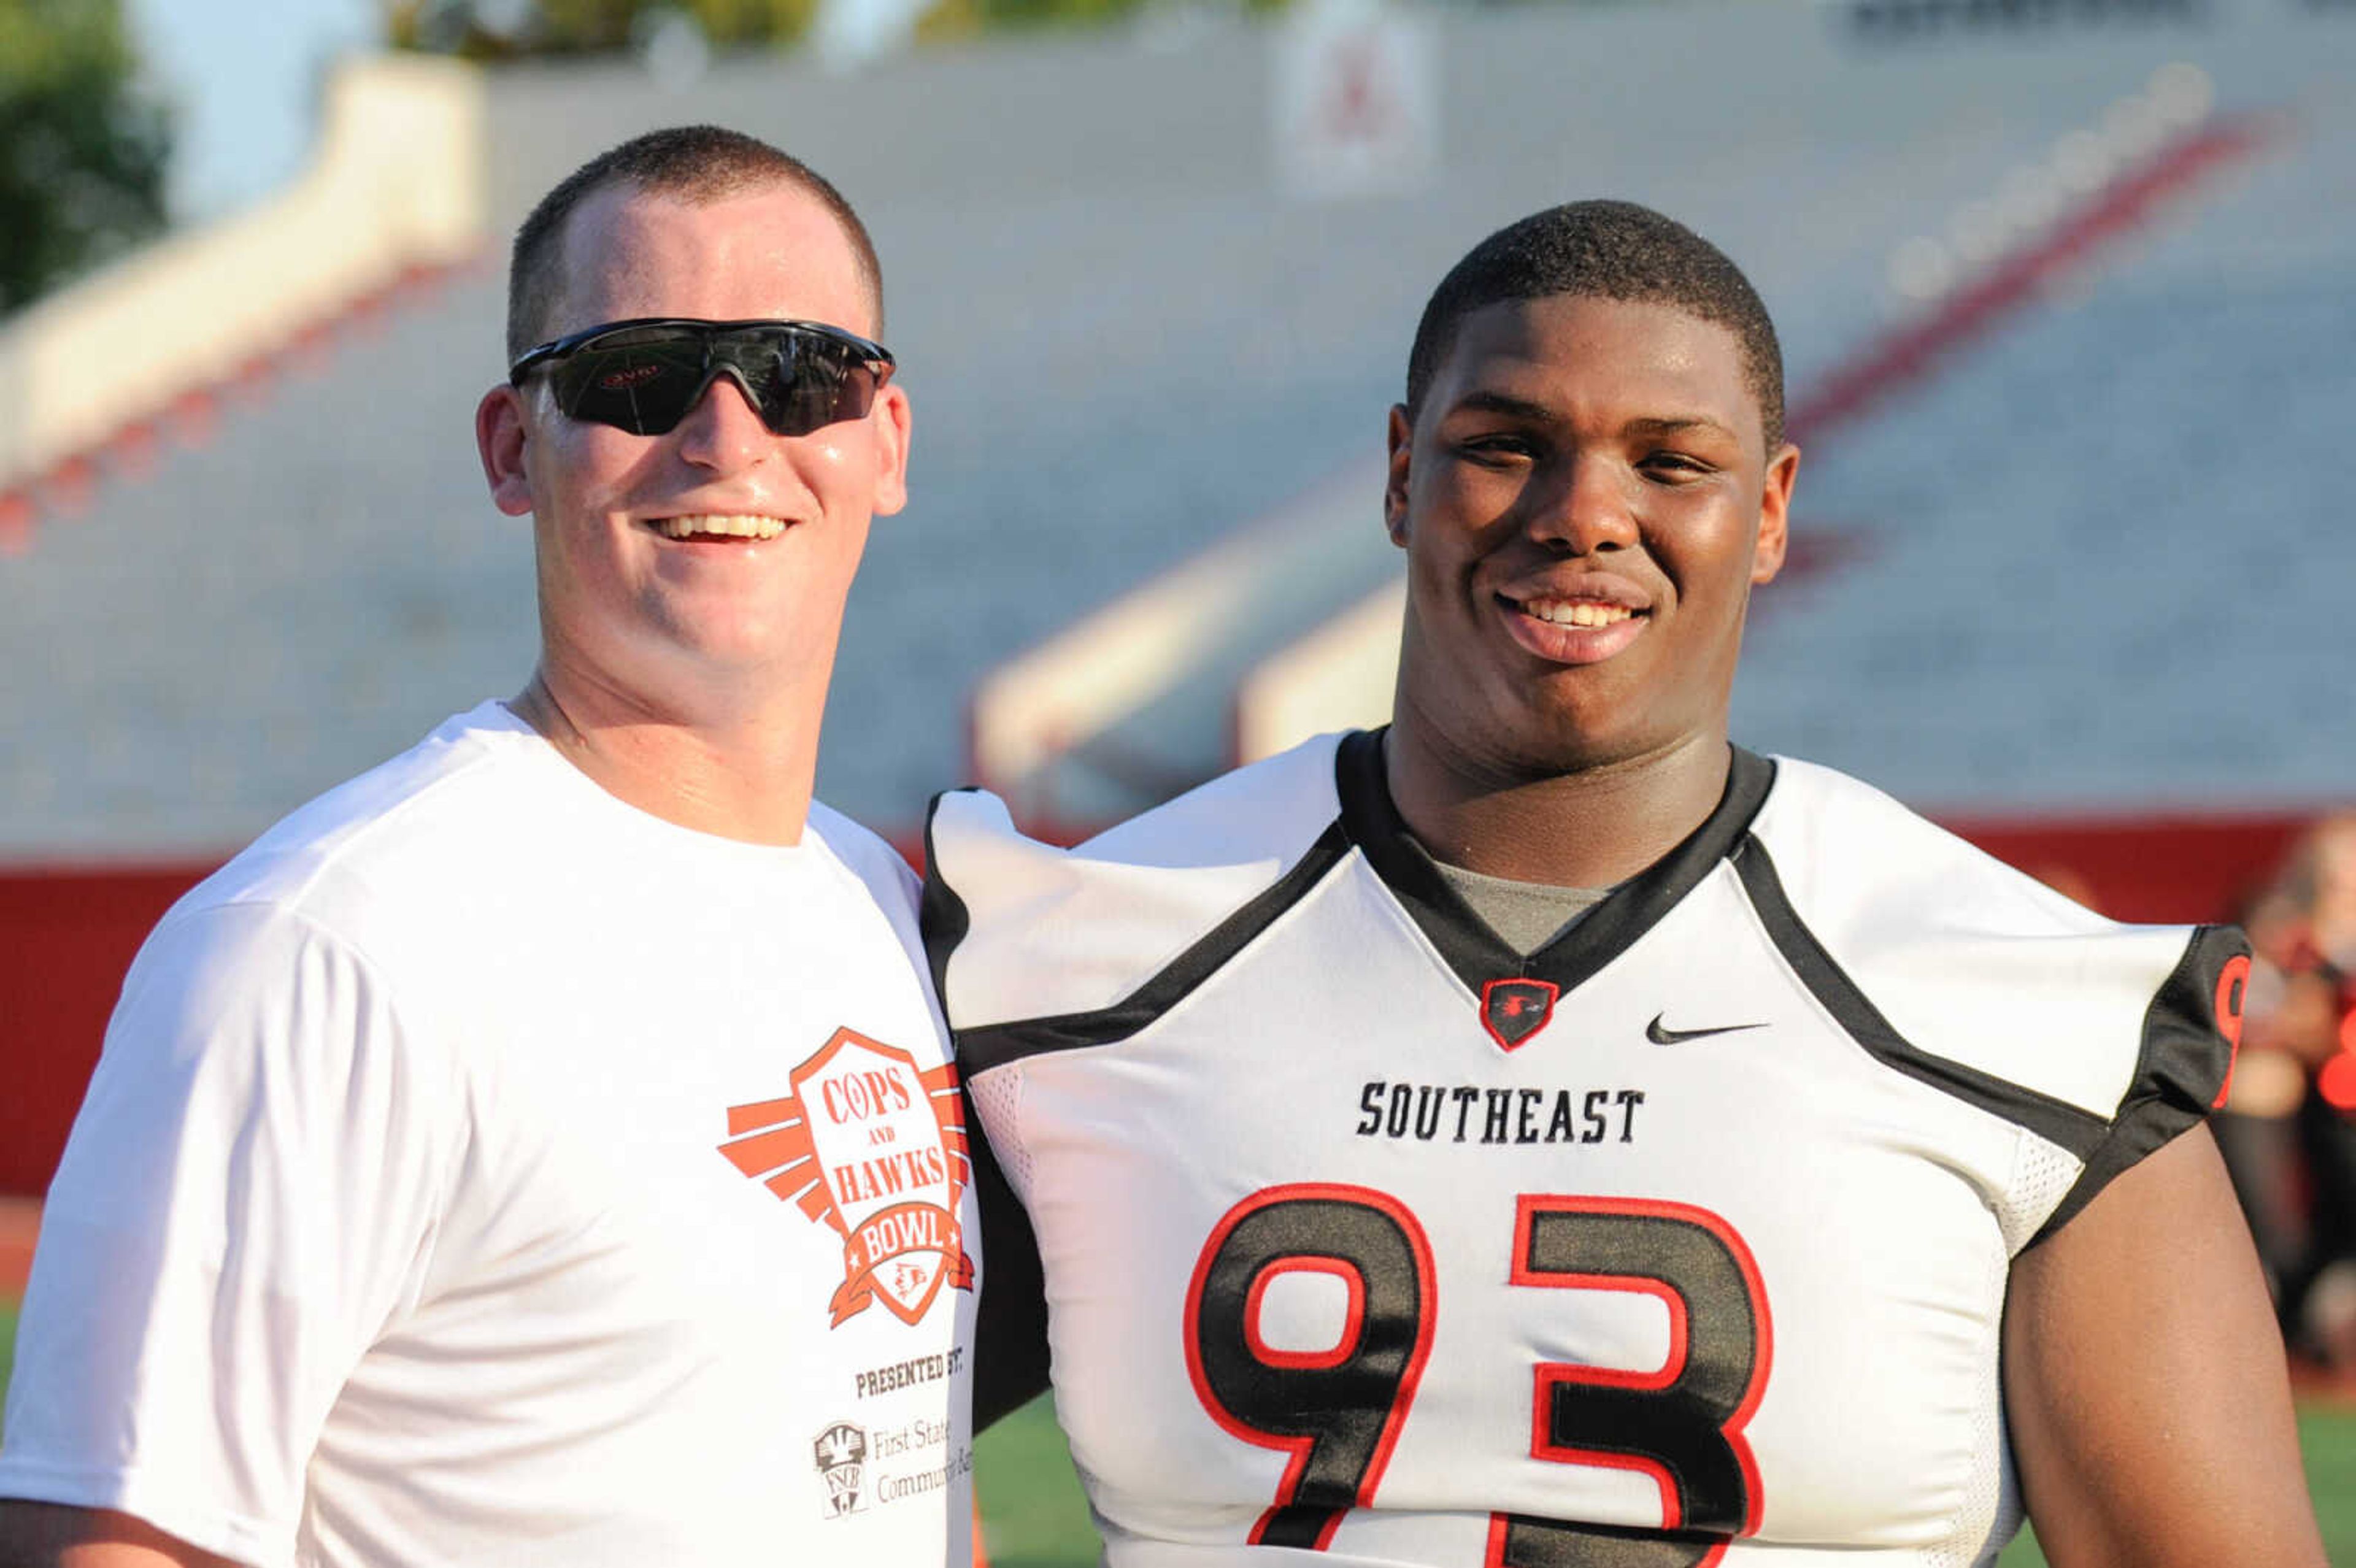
[[813, 1420, 869, 1516], [716, 1028, 975, 1326]]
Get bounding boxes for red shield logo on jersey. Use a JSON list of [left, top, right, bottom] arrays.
[[1481, 978, 1559, 1051], [717, 1029, 975, 1326]]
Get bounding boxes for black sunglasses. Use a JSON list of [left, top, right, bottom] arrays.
[[508, 317, 896, 437]]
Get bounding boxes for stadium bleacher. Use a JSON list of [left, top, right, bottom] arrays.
[[2, 0, 2348, 856], [0, 0, 2350, 1189]]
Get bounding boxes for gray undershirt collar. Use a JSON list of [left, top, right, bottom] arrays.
[[1410, 840, 1611, 956]]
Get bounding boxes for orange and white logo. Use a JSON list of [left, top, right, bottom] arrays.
[[718, 1029, 975, 1326]]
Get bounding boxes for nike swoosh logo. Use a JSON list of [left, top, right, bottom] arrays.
[[1646, 1013, 1767, 1045]]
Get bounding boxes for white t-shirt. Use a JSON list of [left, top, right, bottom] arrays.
[[0, 703, 977, 1568], [924, 730, 2242, 1566]]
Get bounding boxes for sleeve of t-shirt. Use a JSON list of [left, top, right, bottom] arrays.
[[0, 901, 456, 1567]]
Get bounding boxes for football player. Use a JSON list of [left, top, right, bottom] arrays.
[[925, 201, 2326, 1565]]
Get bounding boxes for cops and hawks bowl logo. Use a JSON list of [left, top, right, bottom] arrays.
[[717, 1029, 974, 1325]]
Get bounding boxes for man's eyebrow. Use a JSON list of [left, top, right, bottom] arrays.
[[1623, 415, 1738, 439], [1444, 390, 1557, 421], [1441, 398, 1741, 440]]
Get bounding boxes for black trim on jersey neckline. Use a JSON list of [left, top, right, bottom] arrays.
[[1730, 834, 2111, 1160], [943, 812, 1359, 1077], [1333, 729, 1777, 999]]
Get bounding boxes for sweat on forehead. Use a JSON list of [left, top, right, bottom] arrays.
[[505, 125, 884, 362], [1404, 200, 1785, 450]]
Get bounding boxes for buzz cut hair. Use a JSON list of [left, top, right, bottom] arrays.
[[505, 125, 884, 363], [1404, 199, 1785, 450]]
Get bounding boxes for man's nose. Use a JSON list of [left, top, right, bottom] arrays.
[[673, 369, 774, 469], [1526, 454, 1639, 553]]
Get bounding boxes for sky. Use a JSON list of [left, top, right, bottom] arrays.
[[129, 0, 381, 221]]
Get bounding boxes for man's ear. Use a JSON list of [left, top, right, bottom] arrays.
[[477, 385, 536, 518], [1384, 404, 1414, 548], [869, 382, 913, 519], [1751, 440, 1800, 585]]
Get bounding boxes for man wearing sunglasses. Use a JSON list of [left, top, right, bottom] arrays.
[[0, 128, 979, 1567]]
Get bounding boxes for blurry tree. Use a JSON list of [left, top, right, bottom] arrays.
[[390, 0, 1287, 55], [389, 0, 824, 56], [0, 0, 171, 314]]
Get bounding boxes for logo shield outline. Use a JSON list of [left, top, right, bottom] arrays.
[[1480, 977, 1560, 1051]]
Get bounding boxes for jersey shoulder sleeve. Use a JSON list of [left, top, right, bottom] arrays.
[[922, 734, 1350, 1051], [1746, 757, 2245, 1246]]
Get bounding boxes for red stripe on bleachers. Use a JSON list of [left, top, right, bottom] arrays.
[[0, 254, 487, 558], [1787, 114, 2282, 447]]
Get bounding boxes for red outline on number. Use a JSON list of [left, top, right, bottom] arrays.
[[1507, 1194, 1772, 1541], [2212, 953, 2251, 1110], [1244, 1256, 1368, 1371], [1183, 1182, 1438, 1552]]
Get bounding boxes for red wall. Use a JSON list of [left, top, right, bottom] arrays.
[[1936, 810, 2309, 926], [2, 864, 212, 1197], [0, 810, 2319, 1199]]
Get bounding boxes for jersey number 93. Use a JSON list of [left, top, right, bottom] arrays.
[[1182, 1183, 1771, 1567]]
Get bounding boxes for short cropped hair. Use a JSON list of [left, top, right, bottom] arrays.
[[1404, 200, 1785, 450], [506, 125, 884, 361]]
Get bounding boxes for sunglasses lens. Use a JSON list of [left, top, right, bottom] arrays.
[[550, 329, 709, 434], [744, 332, 879, 437], [537, 323, 887, 437]]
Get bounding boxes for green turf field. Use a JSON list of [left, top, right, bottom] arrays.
[[975, 1394, 2356, 1566]]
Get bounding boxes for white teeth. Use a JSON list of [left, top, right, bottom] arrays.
[[653, 514, 787, 540], [1524, 600, 1634, 627]]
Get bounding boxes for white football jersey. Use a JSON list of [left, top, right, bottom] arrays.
[[1, 704, 977, 1568], [924, 731, 2244, 1567]]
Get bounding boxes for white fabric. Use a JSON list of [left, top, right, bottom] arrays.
[[931, 735, 2228, 1567], [0, 704, 976, 1568], [934, 788, 1306, 1028], [1749, 757, 2173, 1120]]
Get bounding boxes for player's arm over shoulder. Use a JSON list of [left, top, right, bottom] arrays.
[[922, 737, 1347, 1032], [924, 742, 1348, 1426]]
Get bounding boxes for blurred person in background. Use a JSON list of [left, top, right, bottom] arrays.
[[0, 126, 983, 1567], [2223, 813, 2356, 1364], [923, 200, 2323, 1566]]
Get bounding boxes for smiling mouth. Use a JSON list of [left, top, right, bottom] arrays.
[[1496, 592, 1652, 665], [648, 513, 788, 542], [1512, 596, 1643, 628]]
